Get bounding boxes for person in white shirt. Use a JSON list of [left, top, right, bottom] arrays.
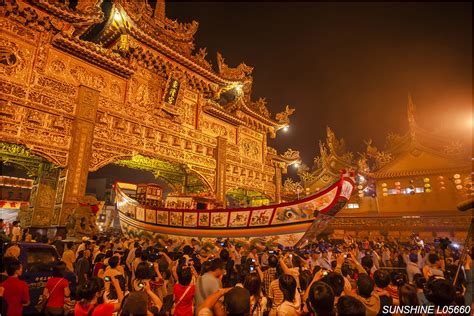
[[318, 250, 332, 270], [247, 247, 260, 265], [275, 274, 301, 316], [260, 251, 269, 267], [309, 250, 321, 272], [75, 237, 90, 257], [381, 246, 391, 267], [125, 241, 140, 271], [406, 253, 422, 283], [230, 244, 242, 266], [11, 221, 21, 242], [371, 249, 381, 270]]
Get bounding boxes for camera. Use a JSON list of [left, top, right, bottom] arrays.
[[269, 250, 275, 254], [322, 270, 329, 276], [435, 237, 452, 250]]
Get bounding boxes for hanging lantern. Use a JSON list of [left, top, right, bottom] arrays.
[[382, 193, 388, 196], [382, 188, 388, 192], [438, 176, 444, 180], [381, 183, 387, 187], [395, 181, 401, 186], [358, 193, 364, 197], [425, 188, 432, 193], [439, 181, 445, 186], [423, 178, 430, 183], [454, 174, 461, 179], [440, 186, 446, 190], [424, 183, 431, 188], [357, 185, 363, 190], [456, 185, 463, 190], [454, 179, 462, 185]]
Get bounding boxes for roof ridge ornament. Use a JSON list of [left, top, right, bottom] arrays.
[[407, 93, 417, 139], [275, 105, 295, 124], [216, 52, 253, 81]]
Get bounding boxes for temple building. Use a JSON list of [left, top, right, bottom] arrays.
[[293, 97, 472, 241], [0, 0, 298, 230], [0, 1, 470, 242]]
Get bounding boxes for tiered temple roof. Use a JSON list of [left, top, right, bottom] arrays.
[[3, 0, 294, 136], [298, 96, 471, 192]]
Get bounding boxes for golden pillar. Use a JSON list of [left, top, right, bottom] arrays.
[[274, 164, 282, 203], [28, 162, 60, 227], [57, 86, 99, 225], [215, 136, 227, 207]]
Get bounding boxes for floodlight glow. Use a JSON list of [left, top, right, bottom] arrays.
[[114, 9, 122, 23]]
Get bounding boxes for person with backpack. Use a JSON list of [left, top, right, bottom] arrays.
[[243, 272, 268, 316], [172, 266, 195, 316], [43, 262, 71, 316]]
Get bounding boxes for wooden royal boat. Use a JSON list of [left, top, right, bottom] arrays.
[[115, 174, 355, 247]]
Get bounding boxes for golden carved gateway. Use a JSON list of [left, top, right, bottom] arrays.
[[0, 0, 298, 227]]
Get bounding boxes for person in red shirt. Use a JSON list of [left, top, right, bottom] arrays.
[[173, 266, 195, 316], [43, 262, 71, 316], [1, 258, 30, 316], [74, 276, 123, 316]]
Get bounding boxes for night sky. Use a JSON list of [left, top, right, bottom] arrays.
[[167, 2, 472, 169]]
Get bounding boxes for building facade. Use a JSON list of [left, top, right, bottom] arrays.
[[295, 97, 472, 240], [0, 0, 297, 228]]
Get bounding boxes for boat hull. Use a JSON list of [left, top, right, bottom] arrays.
[[116, 176, 354, 246]]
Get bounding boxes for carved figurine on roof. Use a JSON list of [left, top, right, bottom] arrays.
[[298, 127, 354, 191], [117, 0, 198, 55], [216, 51, 254, 103], [215, 52, 295, 138], [3, 0, 105, 38]]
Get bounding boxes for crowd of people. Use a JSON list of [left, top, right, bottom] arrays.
[[0, 231, 472, 316]]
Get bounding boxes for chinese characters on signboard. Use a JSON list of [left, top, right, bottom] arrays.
[[164, 78, 180, 105]]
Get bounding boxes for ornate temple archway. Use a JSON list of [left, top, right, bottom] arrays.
[[0, 142, 67, 227], [112, 155, 213, 194], [0, 0, 298, 228]]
